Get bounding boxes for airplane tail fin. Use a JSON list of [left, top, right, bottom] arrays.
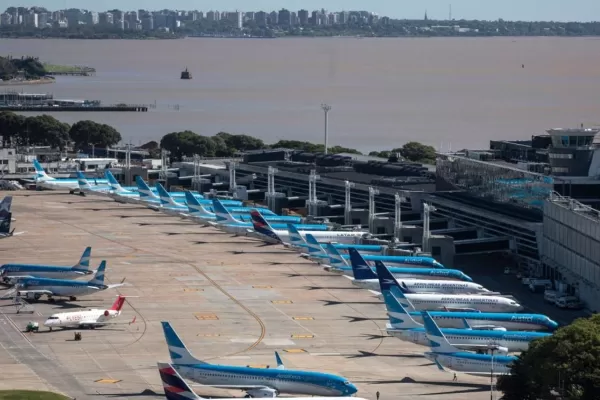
[[288, 224, 308, 247], [105, 170, 124, 192], [422, 311, 461, 353], [323, 243, 348, 266], [74, 246, 92, 269], [89, 260, 106, 286], [348, 248, 378, 280], [76, 171, 93, 190], [161, 322, 208, 365], [250, 209, 282, 243], [157, 362, 202, 400], [135, 176, 158, 199], [382, 289, 420, 329], [156, 183, 179, 207], [0, 196, 12, 234], [184, 191, 206, 215], [33, 159, 53, 181], [275, 351, 285, 369], [212, 198, 239, 223], [110, 295, 127, 311], [374, 261, 416, 311]]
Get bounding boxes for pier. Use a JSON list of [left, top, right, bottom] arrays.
[[46, 70, 95, 76], [0, 105, 148, 112]]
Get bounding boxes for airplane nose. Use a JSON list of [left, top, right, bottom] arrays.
[[346, 384, 358, 395]]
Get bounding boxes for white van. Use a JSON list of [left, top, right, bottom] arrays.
[[556, 296, 584, 310], [543, 290, 559, 304]]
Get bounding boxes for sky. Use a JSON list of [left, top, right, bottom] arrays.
[[8, 0, 600, 22]]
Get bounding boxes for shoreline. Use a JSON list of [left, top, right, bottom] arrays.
[[0, 78, 55, 86]]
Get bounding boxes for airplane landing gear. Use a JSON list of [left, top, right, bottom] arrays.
[[69, 296, 77, 301]]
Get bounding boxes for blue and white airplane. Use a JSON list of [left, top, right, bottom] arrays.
[[286, 224, 383, 254], [423, 311, 517, 375], [33, 159, 107, 192], [0, 196, 23, 239], [375, 261, 523, 313], [208, 199, 328, 235], [346, 249, 486, 293], [382, 281, 550, 352], [161, 321, 358, 398], [248, 211, 367, 245], [1, 246, 94, 284], [157, 362, 368, 400], [14, 260, 125, 301], [190, 196, 302, 224], [319, 242, 446, 269]]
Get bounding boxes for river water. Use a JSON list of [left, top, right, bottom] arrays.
[[2, 37, 600, 152]]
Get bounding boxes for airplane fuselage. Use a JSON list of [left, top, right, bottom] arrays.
[[393, 292, 522, 313], [352, 279, 487, 294], [2, 265, 90, 282], [325, 266, 473, 282], [410, 312, 558, 331], [175, 364, 351, 397], [44, 309, 119, 328], [425, 352, 515, 375]]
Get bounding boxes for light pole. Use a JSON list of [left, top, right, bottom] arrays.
[[321, 103, 331, 154]]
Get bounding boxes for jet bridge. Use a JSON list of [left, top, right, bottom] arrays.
[[454, 236, 514, 255]]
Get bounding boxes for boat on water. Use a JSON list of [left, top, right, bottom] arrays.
[[180, 68, 192, 80]]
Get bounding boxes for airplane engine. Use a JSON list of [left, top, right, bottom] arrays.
[[486, 346, 509, 355], [245, 388, 278, 398], [104, 310, 110, 317]]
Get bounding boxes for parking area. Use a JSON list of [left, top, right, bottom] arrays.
[[0, 192, 490, 399]]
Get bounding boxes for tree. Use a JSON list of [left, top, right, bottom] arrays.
[[399, 142, 436, 163], [497, 314, 600, 400], [26, 115, 70, 150], [160, 131, 216, 161], [0, 111, 24, 147], [216, 132, 264, 152], [69, 120, 122, 150]]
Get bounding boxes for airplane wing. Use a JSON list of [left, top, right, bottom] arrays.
[[190, 384, 274, 391], [106, 277, 127, 290], [454, 343, 509, 354], [17, 289, 54, 295], [79, 316, 136, 328]]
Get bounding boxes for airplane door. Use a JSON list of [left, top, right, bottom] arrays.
[[412, 331, 420, 343]]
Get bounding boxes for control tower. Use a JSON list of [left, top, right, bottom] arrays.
[[546, 128, 600, 177]]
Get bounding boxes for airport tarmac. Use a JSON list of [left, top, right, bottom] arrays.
[[0, 192, 491, 399]]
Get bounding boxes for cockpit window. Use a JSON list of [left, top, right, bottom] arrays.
[[343, 381, 350, 385], [47, 316, 59, 320], [510, 301, 517, 305]]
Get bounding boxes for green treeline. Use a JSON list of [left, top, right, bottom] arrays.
[[498, 313, 600, 399], [0, 111, 435, 163], [0, 111, 121, 150], [0, 56, 47, 80]]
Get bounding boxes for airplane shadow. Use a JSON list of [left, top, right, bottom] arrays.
[[193, 240, 255, 245], [118, 214, 173, 219], [79, 207, 150, 212], [229, 250, 288, 255], [319, 300, 381, 306], [163, 232, 228, 236], [342, 316, 388, 322], [285, 273, 333, 278], [268, 262, 310, 266], [305, 286, 360, 290], [345, 350, 428, 359], [137, 222, 195, 227], [360, 333, 389, 340], [93, 389, 162, 398], [359, 377, 489, 395], [35, 327, 126, 334]]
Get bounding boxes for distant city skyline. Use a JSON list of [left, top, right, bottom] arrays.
[[5, 0, 600, 22]]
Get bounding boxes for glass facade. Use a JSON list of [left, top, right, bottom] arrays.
[[436, 155, 554, 210]]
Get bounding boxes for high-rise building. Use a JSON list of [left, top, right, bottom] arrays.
[[339, 11, 349, 24], [278, 9, 291, 26], [38, 12, 48, 27], [290, 11, 297, 26], [141, 15, 154, 30], [24, 12, 38, 27], [234, 11, 242, 29], [206, 11, 215, 21], [1, 13, 13, 25], [268, 11, 278, 25], [99, 12, 113, 25], [311, 10, 321, 25], [86, 11, 99, 25], [298, 9, 309, 25], [255, 11, 267, 26], [154, 14, 167, 28]]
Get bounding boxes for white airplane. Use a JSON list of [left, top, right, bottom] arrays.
[[0, 196, 24, 239], [375, 262, 523, 313], [158, 362, 369, 400], [347, 248, 489, 294], [33, 159, 106, 192], [249, 211, 366, 245], [423, 311, 517, 376], [44, 295, 136, 331]]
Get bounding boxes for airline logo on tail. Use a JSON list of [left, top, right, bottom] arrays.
[[135, 176, 155, 199], [76, 172, 92, 190], [250, 210, 281, 242], [110, 295, 127, 312], [105, 170, 123, 192], [33, 159, 52, 181], [158, 362, 200, 400]]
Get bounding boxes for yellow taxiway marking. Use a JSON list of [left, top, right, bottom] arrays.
[[246, 364, 269, 368], [283, 349, 307, 353], [197, 333, 221, 337], [291, 334, 314, 339], [292, 316, 314, 320], [253, 285, 272, 289], [194, 313, 219, 320], [271, 300, 293, 304], [95, 379, 122, 384]]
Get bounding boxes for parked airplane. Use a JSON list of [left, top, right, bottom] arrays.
[[162, 321, 358, 397], [409, 310, 558, 332], [375, 262, 523, 313], [0, 196, 24, 239], [1, 246, 93, 284], [423, 311, 517, 375], [382, 284, 549, 352], [249, 212, 366, 245], [14, 260, 125, 301], [44, 295, 136, 330], [287, 224, 383, 254], [347, 249, 487, 294], [157, 362, 369, 400], [208, 199, 328, 234], [319, 242, 445, 269], [33, 159, 107, 192]]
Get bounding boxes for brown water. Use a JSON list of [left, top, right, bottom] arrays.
[[2, 37, 600, 152]]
